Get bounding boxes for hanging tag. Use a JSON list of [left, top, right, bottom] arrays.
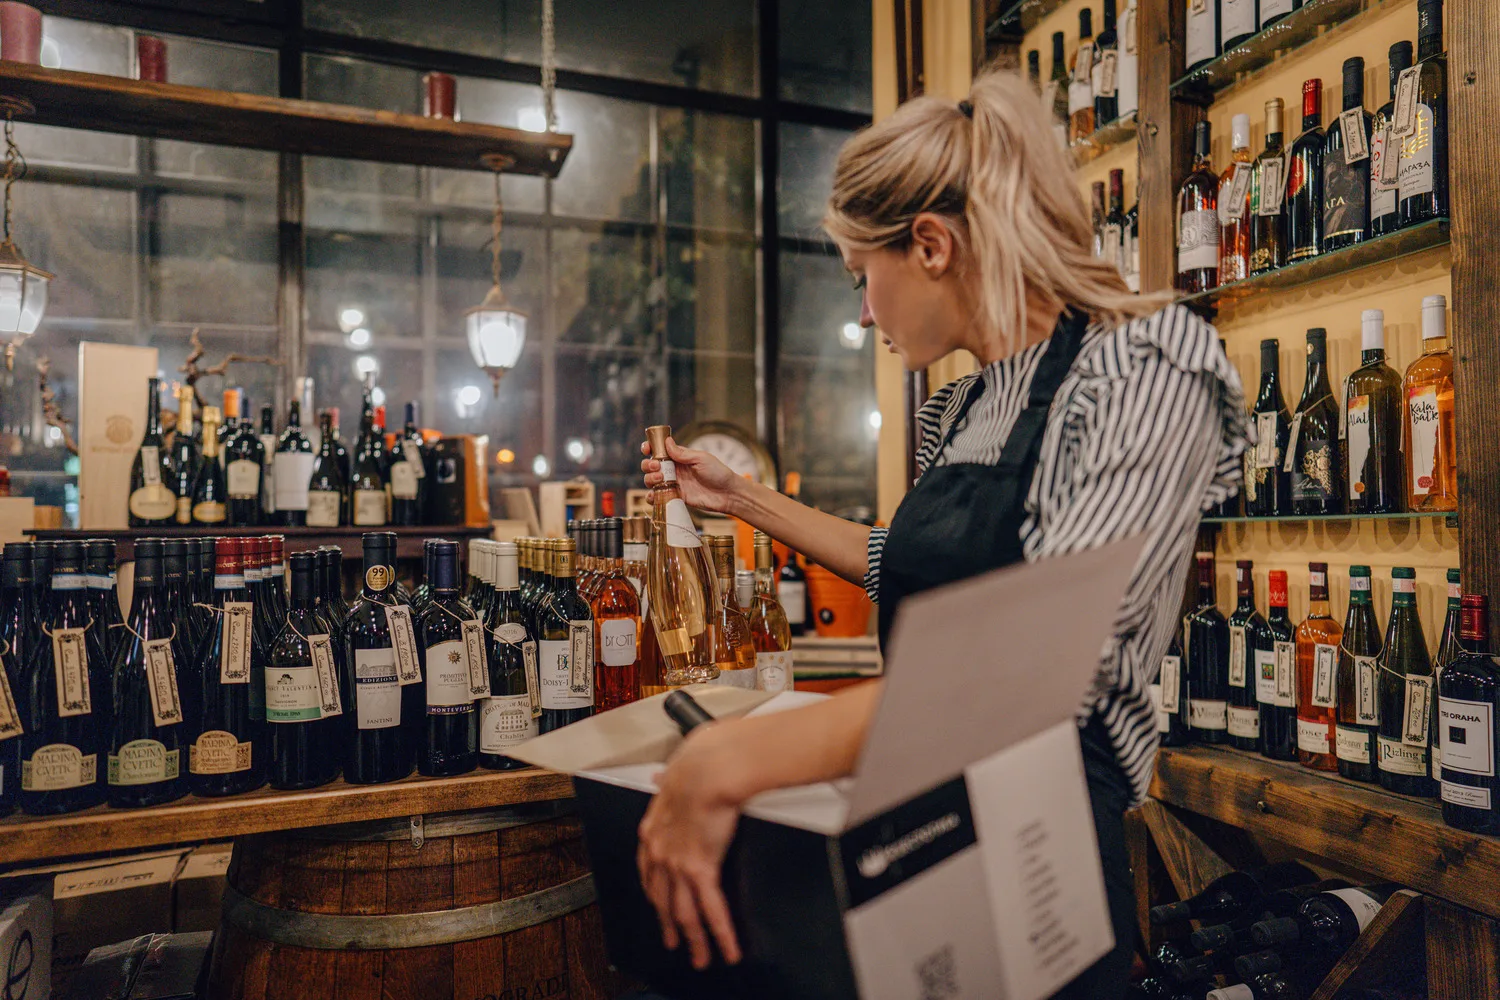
[[1223, 164, 1252, 221], [1355, 656, 1379, 724], [1072, 42, 1093, 84], [0, 649, 21, 741], [51, 627, 92, 718], [1392, 66, 1420, 137], [462, 619, 490, 699], [1257, 156, 1286, 216], [145, 638, 184, 727], [140, 445, 163, 487], [1098, 50, 1118, 97], [1403, 675, 1432, 746], [308, 634, 343, 718], [404, 439, 426, 479], [1274, 641, 1296, 705], [1312, 644, 1337, 708], [385, 605, 423, 685], [1160, 655, 1180, 712], [1282, 412, 1305, 473], [523, 640, 541, 718], [568, 619, 594, 695], [1124, 9, 1137, 53], [1339, 109, 1369, 163], [220, 602, 254, 684], [1255, 412, 1278, 469], [1377, 124, 1400, 186], [1229, 626, 1247, 687]]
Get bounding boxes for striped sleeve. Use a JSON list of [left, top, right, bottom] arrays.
[[864, 526, 889, 603]]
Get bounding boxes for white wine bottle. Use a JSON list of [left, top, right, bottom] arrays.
[[645, 425, 720, 686]]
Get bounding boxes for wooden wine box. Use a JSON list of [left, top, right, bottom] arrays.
[[77, 343, 160, 530]]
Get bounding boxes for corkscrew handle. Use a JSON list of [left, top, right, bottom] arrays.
[[663, 690, 715, 735]]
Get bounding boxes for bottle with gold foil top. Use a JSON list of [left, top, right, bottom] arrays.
[[192, 406, 228, 525], [536, 539, 595, 733], [625, 517, 669, 698], [749, 531, 795, 693], [645, 425, 720, 685], [593, 520, 641, 712], [705, 535, 757, 689], [171, 384, 200, 526]]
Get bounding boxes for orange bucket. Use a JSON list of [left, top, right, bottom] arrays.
[[806, 564, 872, 638]]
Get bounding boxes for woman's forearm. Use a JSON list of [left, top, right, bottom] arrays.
[[725, 480, 873, 586]]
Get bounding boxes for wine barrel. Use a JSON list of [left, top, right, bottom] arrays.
[[205, 801, 630, 1000]]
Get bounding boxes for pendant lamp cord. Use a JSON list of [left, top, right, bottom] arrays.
[[2, 114, 25, 245], [491, 170, 504, 289]]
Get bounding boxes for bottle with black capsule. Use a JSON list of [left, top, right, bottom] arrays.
[[189, 537, 266, 797], [1245, 339, 1292, 516], [266, 551, 342, 790], [1437, 594, 1500, 833], [306, 411, 347, 528], [342, 532, 422, 785], [320, 546, 348, 636], [1149, 862, 1316, 925], [107, 538, 193, 808], [85, 539, 124, 665], [1321, 57, 1372, 253], [1226, 560, 1264, 751], [244, 538, 275, 729], [161, 539, 203, 660], [389, 401, 428, 526], [1154, 591, 1192, 747], [418, 539, 480, 776], [1186, 551, 1230, 744], [0, 544, 33, 817], [537, 539, 596, 734]]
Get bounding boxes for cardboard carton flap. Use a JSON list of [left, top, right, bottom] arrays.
[[846, 534, 1145, 826]]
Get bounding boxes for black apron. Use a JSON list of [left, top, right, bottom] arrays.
[[876, 309, 1135, 1000]]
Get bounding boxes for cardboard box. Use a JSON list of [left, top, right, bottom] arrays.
[[512, 536, 1143, 1000], [77, 342, 159, 530], [0, 496, 34, 544], [0, 885, 52, 1000], [171, 846, 231, 934], [63, 931, 212, 1000]]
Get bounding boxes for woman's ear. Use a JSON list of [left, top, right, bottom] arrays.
[[908, 213, 956, 278]]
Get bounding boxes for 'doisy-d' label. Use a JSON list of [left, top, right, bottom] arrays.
[[108, 738, 180, 786], [537, 638, 592, 710], [190, 730, 252, 775], [22, 743, 98, 791]]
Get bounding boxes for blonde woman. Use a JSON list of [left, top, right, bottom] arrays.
[[636, 71, 1250, 998]]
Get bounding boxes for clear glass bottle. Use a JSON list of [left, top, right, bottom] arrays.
[[1404, 294, 1456, 512], [645, 425, 720, 686], [1218, 113, 1253, 283], [1344, 309, 1405, 514], [706, 535, 757, 690], [750, 532, 795, 694], [1177, 121, 1219, 293]]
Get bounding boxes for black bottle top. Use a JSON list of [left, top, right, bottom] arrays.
[[133, 538, 163, 585], [1260, 338, 1279, 374], [1417, 0, 1443, 57], [1341, 57, 1365, 110], [1194, 120, 1212, 159], [162, 538, 188, 589], [1051, 31, 1064, 64], [429, 540, 459, 593], [2, 543, 31, 589], [1078, 7, 1092, 38], [33, 540, 54, 589], [1388, 42, 1413, 97], [1027, 49, 1039, 78], [289, 552, 317, 608], [85, 540, 115, 579], [362, 531, 397, 585], [1101, 0, 1116, 31], [52, 540, 85, 578]]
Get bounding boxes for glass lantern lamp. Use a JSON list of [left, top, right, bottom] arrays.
[[467, 160, 527, 395], [0, 103, 50, 370]]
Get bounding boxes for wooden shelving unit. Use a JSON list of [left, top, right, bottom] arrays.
[[1202, 510, 1457, 526], [1071, 112, 1138, 165], [0, 62, 572, 176], [26, 524, 494, 561]]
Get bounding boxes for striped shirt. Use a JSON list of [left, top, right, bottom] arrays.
[[865, 304, 1252, 805]]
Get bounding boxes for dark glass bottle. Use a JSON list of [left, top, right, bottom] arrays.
[[273, 400, 313, 527], [1184, 0, 1221, 73], [1438, 594, 1500, 833], [244, 538, 275, 729], [170, 386, 200, 527], [481, 541, 539, 770], [1150, 862, 1316, 925], [306, 411, 347, 528], [1246, 338, 1292, 516], [349, 405, 388, 529], [192, 406, 229, 526], [225, 395, 265, 527], [1176, 121, 1220, 294], [268, 535, 288, 621], [1257, 570, 1299, 761], [266, 551, 341, 790], [390, 401, 428, 527], [1321, 57, 1372, 253], [1026, 48, 1040, 91], [0, 544, 33, 817], [257, 404, 278, 523], [320, 545, 347, 637], [1397, 0, 1446, 227], [1103, 168, 1128, 279], [538, 539, 596, 734], [1186, 551, 1230, 744], [418, 539, 480, 776], [1067, 8, 1096, 142], [1431, 568, 1461, 782], [1376, 567, 1436, 797], [1048, 31, 1069, 147], [1249, 98, 1288, 276], [163, 539, 203, 664], [190, 537, 266, 797], [86, 539, 124, 667], [342, 531, 421, 785], [779, 547, 809, 639], [327, 407, 351, 484], [29, 542, 53, 652], [1370, 41, 1413, 237], [1227, 560, 1264, 751], [1156, 597, 1192, 748], [129, 377, 177, 527], [1290, 328, 1343, 515], [1092, 0, 1119, 126], [1345, 309, 1405, 514], [1287, 78, 1325, 263], [1252, 884, 1399, 954], [1334, 565, 1381, 782]]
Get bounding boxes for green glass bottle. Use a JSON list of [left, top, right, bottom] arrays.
[[1377, 567, 1436, 797]]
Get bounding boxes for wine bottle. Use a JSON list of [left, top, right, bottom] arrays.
[[1287, 78, 1325, 262], [129, 377, 177, 527], [85, 539, 123, 668], [266, 551, 341, 790], [1296, 562, 1341, 771], [0, 544, 32, 817], [1227, 560, 1263, 751], [1092, 0, 1119, 126], [750, 531, 795, 694], [321, 546, 348, 636], [1244, 340, 1291, 516], [1249, 98, 1288, 276], [1374, 567, 1436, 796], [1068, 9, 1096, 143], [1252, 884, 1398, 953], [162, 539, 203, 664], [1177, 121, 1219, 294], [1103, 168, 1128, 280], [1150, 862, 1316, 925], [244, 537, 275, 728], [1397, 0, 1446, 227], [1322, 57, 1372, 253], [342, 531, 421, 785], [192, 406, 228, 526], [778, 550, 809, 640], [1259, 0, 1298, 27], [1404, 294, 1456, 512], [1256, 570, 1298, 761], [1123, 200, 1140, 291], [537, 538, 596, 734], [1220, 0, 1257, 50], [327, 407, 351, 484], [1289, 328, 1343, 515], [171, 385, 200, 526], [1116, 0, 1138, 120], [1184, 0, 1220, 73], [1186, 551, 1230, 744], [1334, 566, 1381, 781], [418, 539, 481, 775], [1026, 48, 1040, 92], [224, 397, 264, 527], [189, 537, 265, 797], [218, 388, 240, 458], [706, 535, 757, 690], [593, 520, 641, 713], [257, 404, 278, 522], [1156, 594, 1192, 747], [1438, 594, 1500, 833], [1432, 567, 1461, 781], [29, 542, 53, 650], [349, 407, 388, 528], [1048, 32, 1070, 149], [1345, 310, 1405, 514], [481, 541, 539, 769], [1370, 42, 1413, 237], [645, 426, 721, 685], [1218, 114, 1253, 284], [273, 400, 314, 527], [389, 402, 427, 526], [306, 411, 346, 528]]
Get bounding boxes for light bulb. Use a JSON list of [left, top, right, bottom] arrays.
[[354, 354, 378, 377], [339, 306, 365, 332], [347, 327, 371, 348], [458, 384, 483, 407], [532, 454, 551, 477]]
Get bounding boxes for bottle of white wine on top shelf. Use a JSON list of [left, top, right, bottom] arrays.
[[645, 425, 721, 687], [129, 377, 176, 527]]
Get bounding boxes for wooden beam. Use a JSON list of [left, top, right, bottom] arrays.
[[1425, 896, 1500, 1000], [1135, 798, 1234, 902], [1124, 807, 1155, 949], [1307, 891, 1425, 1000], [1136, 0, 1203, 294]]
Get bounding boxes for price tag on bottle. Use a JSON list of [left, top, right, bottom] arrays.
[[1229, 626, 1247, 687], [1124, 8, 1137, 54], [1377, 123, 1400, 186], [1190, 0, 1206, 12], [385, 605, 423, 685], [1223, 164, 1252, 221], [1312, 644, 1337, 708], [569, 620, 594, 695], [462, 618, 490, 699], [1355, 655, 1379, 724], [1257, 156, 1286, 216], [1254, 412, 1278, 469], [404, 439, 426, 479], [51, 627, 92, 718], [523, 640, 541, 718], [1339, 108, 1370, 164], [145, 638, 184, 727], [140, 445, 163, 487], [1098, 50, 1118, 97], [1072, 42, 1093, 84], [1282, 412, 1304, 473], [1273, 641, 1296, 706], [219, 602, 254, 684], [0, 648, 22, 741], [308, 634, 343, 718], [1403, 675, 1432, 746], [1392, 66, 1420, 137], [1159, 655, 1180, 713]]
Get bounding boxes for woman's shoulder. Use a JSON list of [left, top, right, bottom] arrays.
[[1076, 303, 1234, 386]]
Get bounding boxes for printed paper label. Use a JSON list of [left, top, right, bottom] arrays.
[[1378, 735, 1428, 776], [354, 648, 401, 730], [600, 617, 638, 667], [22, 744, 96, 790], [0, 650, 20, 741], [1347, 395, 1372, 496], [216, 600, 253, 685], [1336, 725, 1373, 764], [1229, 626, 1247, 687], [1160, 655, 1181, 713], [1257, 156, 1286, 216], [569, 620, 595, 696], [1442, 782, 1491, 810], [756, 650, 794, 693], [266, 665, 323, 722], [1403, 675, 1433, 745], [664, 498, 701, 548], [1151, 684, 1169, 734], [1228, 705, 1260, 739], [140, 444, 163, 487], [524, 640, 540, 717], [1272, 641, 1297, 706], [190, 730, 252, 774], [1177, 209, 1220, 272], [1189, 699, 1228, 730], [1221, 0, 1255, 41], [390, 462, 419, 500], [108, 739, 179, 786], [1072, 41, 1093, 84], [425, 639, 475, 713], [481, 694, 537, 753], [462, 619, 490, 699], [273, 452, 314, 511], [538, 638, 592, 710], [309, 634, 342, 718], [227, 459, 260, 499], [353, 489, 387, 526], [192, 500, 226, 524], [1312, 643, 1338, 708], [145, 638, 184, 727], [1376, 122, 1400, 189], [1355, 654, 1379, 724], [1328, 888, 1385, 933], [1298, 717, 1332, 754], [781, 581, 807, 624], [51, 627, 92, 718], [1408, 384, 1440, 495], [384, 605, 423, 685], [1097, 50, 1118, 97], [1339, 108, 1369, 163], [1254, 647, 1279, 706], [306, 490, 341, 527], [1438, 697, 1494, 776], [1392, 66, 1420, 136], [1254, 412, 1279, 469], [1282, 412, 1304, 472]]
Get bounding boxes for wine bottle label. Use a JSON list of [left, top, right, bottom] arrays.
[[175, 496, 192, 525], [190, 498, 226, 524], [384, 606, 423, 685], [1219, 164, 1251, 223], [756, 650, 794, 693], [1338, 109, 1370, 163], [1221, 0, 1254, 40], [1253, 412, 1278, 468], [425, 639, 475, 713], [0, 649, 20, 741], [1375, 123, 1401, 191], [1378, 735, 1428, 777], [1160, 655, 1181, 713], [1403, 675, 1433, 746], [226, 459, 260, 499], [1327, 888, 1386, 933], [273, 452, 314, 511], [1354, 655, 1379, 724], [538, 638, 592, 709], [1229, 626, 1247, 687], [145, 638, 184, 727], [190, 730, 252, 774], [1335, 725, 1373, 764], [1437, 698, 1494, 776], [107, 739, 180, 786], [780, 581, 807, 624], [1177, 210, 1220, 272], [130, 483, 176, 520], [1123, 6, 1137, 54], [1398, 105, 1436, 199], [569, 620, 594, 695], [307, 634, 343, 718], [481, 694, 538, 753], [219, 602, 254, 684], [1253, 646, 1275, 705], [306, 490, 341, 527], [1257, 156, 1286, 216], [266, 665, 323, 722], [404, 440, 426, 477], [1297, 717, 1332, 754], [1103, 223, 1123, 269], [1150, 684, 1169, 734], [1311, 643, 1338, 708], [22, 744, 96, 790], [1267, 642, 1295, 707], [1441, 781, 1490, 810], [1184, 0, 1215, 68], [352, 489, 387, 526], [1341, 393, 1371, 498], [663, 498, 702, 548], [463, 619, 490, 699], [390, 462, 419, 500], [1292, 434, 1336, 502], [1188, 699, 1227, 730], [712, 665, 758, 690], [260, 436, 278, 514], [524, 640, 540, 718], [1323, 156, 1369, 245], [1261, 0, 1293, 16], [1407, 385, 1440, 495], [1212, 986, 1255, 1000], [1392, 67, 1420, 137], [1227, 705, 1260, 739], [354, 649, 402, 730], [51, 627, 92, 718], [600, 617, 638, 667]]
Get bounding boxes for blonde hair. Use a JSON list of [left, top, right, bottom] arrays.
[[825, 71, 1169, 353]]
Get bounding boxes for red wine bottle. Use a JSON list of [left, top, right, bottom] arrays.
[[266, 551, 342, 790], [1186, 551, 1230, 744], [1251, 883, 1399, 953], [1438, 594, 1500, 833], [418, 540, 481, 776], [389, 402, 428, 527], [85, 539, 124, 667], [0, 543, 34, 817], [341, 531, 422, 785], [537, 539, 596, 734], [481, 541, 539, 770], [189, 537, 266, 797], [1226, 560, 1264, 750], [1150, 862, 1316, 925], [1156, 591, 1192, 747], [1256, 570, 1298, 761]]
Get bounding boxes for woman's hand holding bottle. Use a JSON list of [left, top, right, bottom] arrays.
[[639, 436, 742, 515]]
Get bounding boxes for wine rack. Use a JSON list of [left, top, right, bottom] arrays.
[[26, 525, 494, 562]]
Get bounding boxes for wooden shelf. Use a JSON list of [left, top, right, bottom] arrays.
[[1203, 511, 1458, 527], [0, 62, 572, 177], [985, 0, 1073, 39], [1072, 113, 1137, 166], [1151, 745, 1500, 921], [26, 525, 494, 561], [0, 766, 573, 867]]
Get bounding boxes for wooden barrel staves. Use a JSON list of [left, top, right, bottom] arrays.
[[205, 801, 631, 1000]]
